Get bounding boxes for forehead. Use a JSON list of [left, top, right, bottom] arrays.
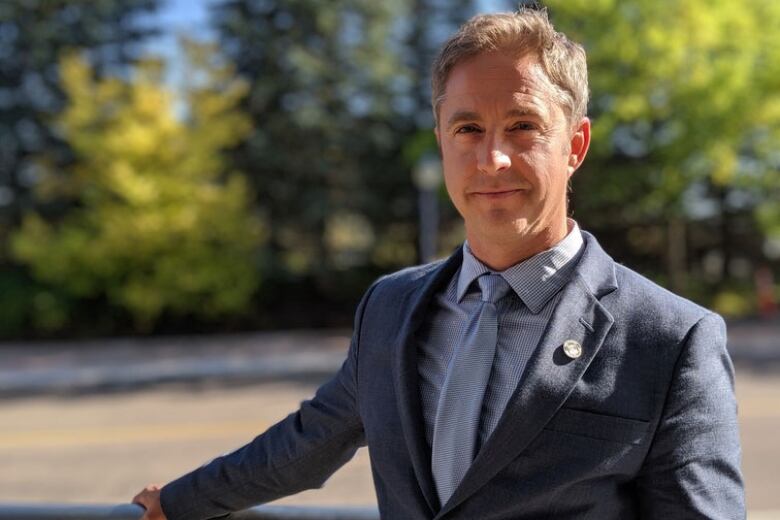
[[440, 51, 560, 120]]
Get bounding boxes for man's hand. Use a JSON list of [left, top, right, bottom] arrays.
[[132, 484, 168, 520]]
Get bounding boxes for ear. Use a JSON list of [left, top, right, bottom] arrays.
[[434, 125, 442, 149], [567, 117, 591, 176]]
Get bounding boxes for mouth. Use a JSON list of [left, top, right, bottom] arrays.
[[472, 188, 525, 199]]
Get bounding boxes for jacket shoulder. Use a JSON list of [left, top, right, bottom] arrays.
[[356, 254, 458, 326], [382, 259, 445, 281], [609, 263, 723, 344]]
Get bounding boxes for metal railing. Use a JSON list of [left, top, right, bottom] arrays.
[[0, 503, 380, 520]]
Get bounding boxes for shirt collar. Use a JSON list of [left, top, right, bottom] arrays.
[[456, 219, 584, 313]]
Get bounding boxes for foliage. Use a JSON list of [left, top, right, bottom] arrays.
[[0, 0, 158, 242], [711, 287, 754, 319], [547, 0, 780, 213], [212, 0, 411, 276], [11, 42, 264, 330], [211, 0, 475, 280], [540, 0, 780, 291]]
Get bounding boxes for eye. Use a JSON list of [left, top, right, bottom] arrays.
[[510, 121, 538, 131], [454, 124, 481, 135]]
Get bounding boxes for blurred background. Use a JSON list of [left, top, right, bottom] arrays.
[[0, 0, 778, 517]]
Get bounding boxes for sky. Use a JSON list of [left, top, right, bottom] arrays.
[[154, 0, 216, 47], [143, 0, 216, 91]]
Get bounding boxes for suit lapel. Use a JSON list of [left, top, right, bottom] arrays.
[[436, 232, 618, 518], [392, 248, 463, 516]]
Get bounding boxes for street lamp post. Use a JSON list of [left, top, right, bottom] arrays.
[[413, 154, 442, 264]]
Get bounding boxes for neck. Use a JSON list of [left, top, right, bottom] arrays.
[[466, 219, 571, 271]]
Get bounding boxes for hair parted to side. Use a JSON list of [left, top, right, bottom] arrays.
[[430, 8, 589, 128]]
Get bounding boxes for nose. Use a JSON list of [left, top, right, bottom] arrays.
[[476, 135, 511, 175]]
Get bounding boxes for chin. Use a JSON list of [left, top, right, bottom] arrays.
[[510, 217, 532, 233], [471, 216, 529, 241]]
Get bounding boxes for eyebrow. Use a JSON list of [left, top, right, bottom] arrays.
[[446, 110, 481, 129], [507, 107, 546, 119], [445, 107, 546, 129]]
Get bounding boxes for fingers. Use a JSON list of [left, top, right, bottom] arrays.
[[132, 484, 167, 520], [131, 483, 160, 508]]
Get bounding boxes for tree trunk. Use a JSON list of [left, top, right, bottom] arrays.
[[667, 216, 688, 294]]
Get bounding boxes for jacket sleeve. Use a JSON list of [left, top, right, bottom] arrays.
[[636, 312, 745, 519], [159, 284, 377, 520]]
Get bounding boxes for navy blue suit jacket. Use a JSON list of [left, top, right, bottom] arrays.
[[161, 232, 745, 519]]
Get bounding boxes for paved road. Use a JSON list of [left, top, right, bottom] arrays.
[[1, 367, 778, 518], [0, 324, 778, 518], [0, 379, 375, 508]]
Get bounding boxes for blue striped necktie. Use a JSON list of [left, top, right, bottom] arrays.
[[431, 272, 511, 505]]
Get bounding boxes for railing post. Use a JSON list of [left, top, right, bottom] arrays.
[[0, 503, 381, 520], [0, 503, 144, 519]]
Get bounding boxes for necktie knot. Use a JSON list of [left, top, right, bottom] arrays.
[[477, 273, 510, 303]]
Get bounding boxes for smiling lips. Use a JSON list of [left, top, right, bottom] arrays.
[[471, 188, 526, 199]]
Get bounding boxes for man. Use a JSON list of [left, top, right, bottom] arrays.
[[134, 8, 744, 519]]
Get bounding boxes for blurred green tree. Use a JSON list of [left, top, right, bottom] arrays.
[[0, 0, 159, 242], [11, 41, 264, 331], [0, 0, 159, 335], [540, 0, 780, 298], [211, 0, 475, 287], [212, 0, 415, 283]]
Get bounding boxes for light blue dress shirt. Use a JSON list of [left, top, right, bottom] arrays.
[[417, 222, 585, 450]]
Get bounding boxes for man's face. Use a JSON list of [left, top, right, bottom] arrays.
[[435, 51, 589, 249]]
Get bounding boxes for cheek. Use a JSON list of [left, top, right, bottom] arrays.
[[518, 147, 567, 194], [515, 151, 549, 190], [442, 136, 476, 161], [441, 147, 475, 187], [452, 145, 475, 167], [442, 164, 466, 206]]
